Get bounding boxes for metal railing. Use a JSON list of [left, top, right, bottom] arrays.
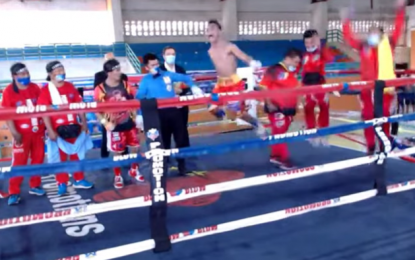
[[326, 29, 343, 43], [125, 43, 142, 73]]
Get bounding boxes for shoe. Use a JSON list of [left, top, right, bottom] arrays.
[[28, 187, 46, 196], [270, 157, 283, 165], [0, 191, 9, 199], [8, 194, 21, 206], [114, 176, 124, 189], [270, 157, 295, 170], [279, 161, 296, 170], [73, 179, 94, 189], [213, 109, 226, 120], [58, 183, 68, 196], [308, 138, 321, 147], [320, 137, 330, 147], [129, 169, 145, 182]]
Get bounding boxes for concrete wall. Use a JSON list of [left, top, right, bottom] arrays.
[[0, 58, 135, 81], [0, 0, 114, 46]]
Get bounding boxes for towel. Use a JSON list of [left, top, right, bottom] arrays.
[[48, 81, 64, 105], [377, 36, 396, 94], [46, 132, 93, 163]]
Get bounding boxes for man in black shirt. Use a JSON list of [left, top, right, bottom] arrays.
[[159, 46, 191, 148], [94, 53, 128, 158], [94, 59, 144, 189]]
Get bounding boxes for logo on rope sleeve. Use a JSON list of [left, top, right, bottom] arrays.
[[267, 129, 317, 141], [16, 105, 47, 114], [69, 102, 97, 110], [170, 225, 218, 241], [266, 166, 316, 178], [285, 199, 332, 215], [0, 210, 72, 227]]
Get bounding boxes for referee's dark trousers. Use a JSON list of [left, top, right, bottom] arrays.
[[159, 107, 187, 174]]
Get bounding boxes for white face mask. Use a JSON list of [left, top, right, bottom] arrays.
[[288, 66, 297, 72], [165, 55, 176, 64], [306, 46, 317, 53], [368, 34, 380, 46]]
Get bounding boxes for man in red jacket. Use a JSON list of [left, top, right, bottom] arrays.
[[341, 0, 405, 154], [1, 63, 46, 205], [302, 29, 335, 146], [38, 61, 93, 196], [259, 48, 302, 169]]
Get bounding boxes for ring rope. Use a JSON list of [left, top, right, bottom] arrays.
[[60, 174, 415, 260], [1, 77, 414, 120], [3, 146, 415, 230], [1, 75, 412, 259], [1, 111, 414, 179], [0, 110, 410, 179]]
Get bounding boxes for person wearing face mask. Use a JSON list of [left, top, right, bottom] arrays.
[[137, 53, 199, 175], [1, 63, 46, 205], [301, 29, 335, 147], [94, 52, 129, 159], [159, 46, 192, 153], [38, 61, 93, 196], [258, 48, 302, 169], [94, 59, 144, 189], [341, 0, 405, 155]]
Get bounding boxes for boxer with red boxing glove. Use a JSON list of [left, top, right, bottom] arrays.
[[1, 63, 46, 205], [95, 59, 144, 189], [259, 49, 302, 169], [302, 29, 336, 146]]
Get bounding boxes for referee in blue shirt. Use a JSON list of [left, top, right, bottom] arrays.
[[137, 53, 197, 175]]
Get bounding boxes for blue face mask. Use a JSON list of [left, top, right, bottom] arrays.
[[150, 66, 160, 75], [288, 66, 297, 72], [368, 34, 380, 46], [17, 77, 30, 86], [55, 74, 66, 82], [165, 55, 176, 64]]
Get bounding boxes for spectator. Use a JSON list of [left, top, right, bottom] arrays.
[[137, 53, 197, 175], [159, 46, 191, 150], [1, 63, 46, 205], [94, 52, 129, 158]]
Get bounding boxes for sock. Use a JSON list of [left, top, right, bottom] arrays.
[[113, 167, 122, 176], [131, 163, 139, 170]]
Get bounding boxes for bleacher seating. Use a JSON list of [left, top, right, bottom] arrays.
[[0, 43, 127, 61]]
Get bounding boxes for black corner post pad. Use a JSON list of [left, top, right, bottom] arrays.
[[140, 98, 172, 253], [372, 80, 388, 196]]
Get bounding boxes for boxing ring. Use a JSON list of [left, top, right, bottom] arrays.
[[2, 74, 415, 260]]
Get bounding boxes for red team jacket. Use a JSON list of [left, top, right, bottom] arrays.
[[1, 83, 45, 134], [37, 82, 83, 130], [302, 45, 335, 80], [342, 7, 404, 81], [259, 62, 299, 111]]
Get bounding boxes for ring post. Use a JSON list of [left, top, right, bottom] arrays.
[[140, 98, 171, 252], [373, 80, 388, 196]]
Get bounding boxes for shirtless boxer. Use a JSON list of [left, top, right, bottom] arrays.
[[206, 19, 266, 136]]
